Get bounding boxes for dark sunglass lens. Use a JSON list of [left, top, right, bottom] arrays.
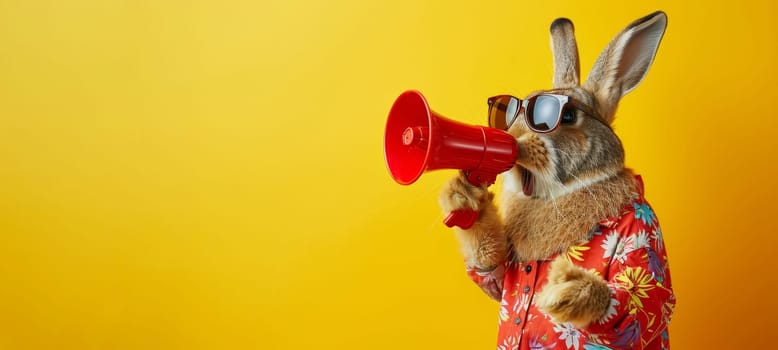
[[488, 96, 520, 130], [528, 95, 561, 131]]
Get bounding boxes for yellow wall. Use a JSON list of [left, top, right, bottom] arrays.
[[1, 0, 776, 349]]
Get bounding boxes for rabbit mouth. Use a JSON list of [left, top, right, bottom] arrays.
[[519, 166, 534, 196]]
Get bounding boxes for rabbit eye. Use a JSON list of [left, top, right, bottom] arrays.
[[561, 108, 576, 124]]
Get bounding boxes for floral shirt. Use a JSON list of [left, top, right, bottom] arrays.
[[466, 177, 675, 350]]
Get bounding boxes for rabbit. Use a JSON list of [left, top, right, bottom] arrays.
[[439, 11, 675, 350]]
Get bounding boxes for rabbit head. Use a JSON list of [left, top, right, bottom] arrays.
[[502, 12, 667, 200]]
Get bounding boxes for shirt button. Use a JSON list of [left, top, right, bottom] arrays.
[[524, 265, 532, 273], [523, 286, 531, 293], [514, 317, 521, 325]]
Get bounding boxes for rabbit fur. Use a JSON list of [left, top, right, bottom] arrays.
[[439, 11, 670, 335]]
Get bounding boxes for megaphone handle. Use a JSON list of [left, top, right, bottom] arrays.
[[444, 209, 479, 230], [442, 170, 498, 229]]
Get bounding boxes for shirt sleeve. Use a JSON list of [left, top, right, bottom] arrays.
[[465, 263, 505, 301], [584, 215, 675, 349]]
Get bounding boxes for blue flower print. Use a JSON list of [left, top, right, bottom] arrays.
[[633, 202, 656, 226]]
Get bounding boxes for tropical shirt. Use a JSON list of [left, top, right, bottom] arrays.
[[466, 176, 675, 350]]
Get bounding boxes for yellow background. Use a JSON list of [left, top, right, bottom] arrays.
[[1, 0, 776, 349]]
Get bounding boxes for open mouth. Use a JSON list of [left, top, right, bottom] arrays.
[[519, 166, 534, 197]]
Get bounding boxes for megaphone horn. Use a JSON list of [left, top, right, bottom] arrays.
[[384, 90, 519, 229]]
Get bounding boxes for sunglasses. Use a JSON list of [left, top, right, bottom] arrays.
[[487, 94, 580, 133]]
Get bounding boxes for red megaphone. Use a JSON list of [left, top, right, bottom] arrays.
[[384, 90, 518, 229]]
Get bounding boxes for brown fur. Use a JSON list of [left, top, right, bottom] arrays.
[[515, 134, 551, 172], [584, 11, 668, 122], [503, 170, 638, 262], [439, 173, 506, 269], [438, 12, 667, 328], [550, 18, 580, 88], [534, 257, 612, 327]]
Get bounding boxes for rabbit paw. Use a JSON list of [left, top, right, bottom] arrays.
[[438, 172, 492, 215], [535, 257, 611, 328]]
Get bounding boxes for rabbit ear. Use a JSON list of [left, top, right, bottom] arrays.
[[583, 11, 667, 122], [550, 18, 580, 88]]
